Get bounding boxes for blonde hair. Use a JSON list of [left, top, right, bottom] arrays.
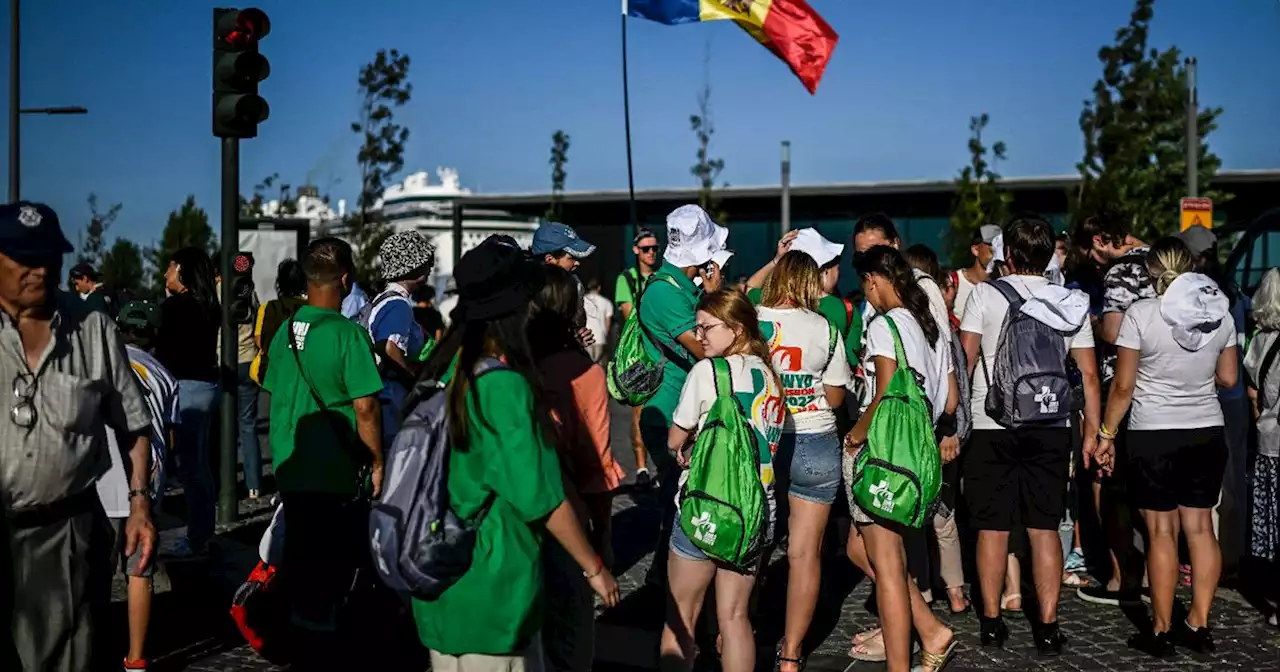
[[697, 290, 781, 393], [761, 250, 823, 310], [1147, 237, 1193, 296], [1253, 269, 1280, 331]]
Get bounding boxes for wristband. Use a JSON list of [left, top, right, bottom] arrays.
[[583, 560, 604, 580], [1097, 425, 1116, 441]]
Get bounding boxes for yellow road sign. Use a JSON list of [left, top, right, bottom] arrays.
[[1181, 197, 1213, 231]]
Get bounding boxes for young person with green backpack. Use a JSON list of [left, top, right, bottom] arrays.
[[660, 289, 784, 672], [843, 246, 959, 672]]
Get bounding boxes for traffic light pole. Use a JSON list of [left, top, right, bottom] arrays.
[[218, 136, 240, 526], [9, 0, 20, 202]]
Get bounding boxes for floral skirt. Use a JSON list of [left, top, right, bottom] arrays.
[[1251, 455, 1280, 561]]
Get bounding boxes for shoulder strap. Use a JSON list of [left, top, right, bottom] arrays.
[[1259, 334, 1280, 409], [985, 278, 1024, 311], [624, 269, 639, 301], [841, 298, 855, 331], [826, 320, 838, 367], [880, 315, 911, 370], [711, 357, 734, 400], [635, 273, 694, 373]]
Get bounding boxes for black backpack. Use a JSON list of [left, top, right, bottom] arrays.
[[229, 274, 257, 325]]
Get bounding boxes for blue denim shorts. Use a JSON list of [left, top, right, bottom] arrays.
[[669, 514, 708, 562], [775, 430, 842, 505]]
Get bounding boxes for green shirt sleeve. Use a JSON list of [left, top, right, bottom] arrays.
[[639, 280, 696, 347], [817, 294, 861, 363], [614, 272, 635, 307], [476, 371, 565, 522], [746, 287, 763, 306], [341, 324, 385, 401]]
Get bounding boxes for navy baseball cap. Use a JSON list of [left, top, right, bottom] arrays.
[[0, 201, 72, 264], [117, 301, 161, 331], [531, 222, 595, 258]]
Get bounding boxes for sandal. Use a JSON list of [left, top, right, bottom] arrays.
[[911, 638, 957, 672], [775, 639, 806, 672], [1001, 593, 1022, 613], [946, 588, 970, 615], [848, 628, 919, 662]]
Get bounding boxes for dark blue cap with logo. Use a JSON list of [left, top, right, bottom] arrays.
[[531, 222, 595, 258], [0, 201, 72, 264]]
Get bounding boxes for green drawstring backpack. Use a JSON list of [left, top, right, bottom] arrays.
[[677, 358, 769, 570], [850, 315, 941, 528], [606, 272, 687, 406]]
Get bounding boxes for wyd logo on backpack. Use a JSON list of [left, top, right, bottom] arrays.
[[606, 272, 687, 406], [677, 358, 768, 570], [850, 316, 941, 528], [368, 359, 503, 601], [980, 279, 1072, 428]]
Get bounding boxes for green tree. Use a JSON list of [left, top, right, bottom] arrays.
[[241, 173, 298, 218], [149, 195, 216, 293], [948, 114, 1012, 267], [1075, 0, 1228, 240], [100, 238, 145, 299], [78, 193, 122, 267], [350, 48, 412, 287], [546, 130, 570, 220]]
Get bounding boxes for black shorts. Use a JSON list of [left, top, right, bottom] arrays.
[[1126, 427, 1226, 512], [964, 428, 1072, 531]]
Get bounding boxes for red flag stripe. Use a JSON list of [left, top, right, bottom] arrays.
[[759, 0, 839, 94]]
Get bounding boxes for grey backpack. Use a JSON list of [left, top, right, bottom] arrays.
[[368, 358, 502, 601], [980, 279, 1072, 428], [949, 330, 972, 443]]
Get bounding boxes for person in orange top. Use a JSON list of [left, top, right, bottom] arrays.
[[529, 263, 623, 672]]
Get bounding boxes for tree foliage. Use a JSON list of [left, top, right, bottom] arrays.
[[948, 114, 1012, 267], [149, 195, 216, 294], [690, 44, 727, 222], [241, 173, 298, 218], [100, 238, 145, 300], [79, 193, 122, 268], [546, 130, 570, 220], [1075, 0, 1228, 240], [350, 48, 412, 287]]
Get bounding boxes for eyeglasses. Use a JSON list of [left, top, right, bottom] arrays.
[[693, 322, 728, 338], [12, 373, 37, 429], [638, 245, 659, 254]]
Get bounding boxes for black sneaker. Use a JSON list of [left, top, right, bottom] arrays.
[[634, 468, 652, 489], [1077, 584, 1143, 606], [1033, 622, 1066, 657], [1128, 631, 1176, 658], [979, 615, 1008, 648], [1173, 621, 1216, 654]]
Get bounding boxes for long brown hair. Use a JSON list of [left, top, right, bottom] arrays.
[[697, 290, 781, 394], [760, 250, 823, 311]]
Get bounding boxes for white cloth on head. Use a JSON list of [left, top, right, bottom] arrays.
[[664, 205, 728, 268], [789, 228, 844, 267], [987, 233, 1064, 283], [1159, 273, 1230, 351]]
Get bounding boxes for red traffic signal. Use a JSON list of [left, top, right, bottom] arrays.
[[216, 8, 270, 48], [213, 7, 271, 139]]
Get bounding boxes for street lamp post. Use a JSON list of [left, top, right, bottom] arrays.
[[8, 0, 88, 202]]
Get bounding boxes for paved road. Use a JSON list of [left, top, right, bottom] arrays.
[[110, 401, 1280, 671]]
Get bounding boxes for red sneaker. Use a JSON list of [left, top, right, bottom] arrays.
[[122, 658, 148, 671]]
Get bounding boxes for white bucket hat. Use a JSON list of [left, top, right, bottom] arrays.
[[789, 228, 844, 267], [664, 205, 728, 268]]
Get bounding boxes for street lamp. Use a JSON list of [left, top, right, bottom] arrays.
[[8, 0, 89, 201]]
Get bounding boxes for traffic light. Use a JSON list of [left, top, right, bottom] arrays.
[[212, 8, 270, 139]]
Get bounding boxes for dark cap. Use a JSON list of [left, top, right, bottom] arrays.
[[69, 262, 99, 281], [633, 228, 658, 246], [453, 234, 541, 322], [117, 300, 160, 331], [0, 202, 72, 265], [1179, 224, 1217, 257]]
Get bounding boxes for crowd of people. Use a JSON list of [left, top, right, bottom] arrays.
[[1, 194, 1278, 672]]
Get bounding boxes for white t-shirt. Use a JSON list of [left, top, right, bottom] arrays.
[[1115, 297, 1235, 431], [757, 306, 852, 434], [583, 291, 613, 345], [96, 346, 181, 518], [954, 268, 978, 322], [1245, 330, 1280, 458], [960, 276, 1095, 431], [861, 308, 953, 422], [862, 269, 950, 348]]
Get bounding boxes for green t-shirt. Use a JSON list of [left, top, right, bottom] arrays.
[[412, 369, 566, 655], [614, 267, 651, 308], [263, 305, 383, 496], [747, 288, 862, 366], [639, 263, 700, 429]]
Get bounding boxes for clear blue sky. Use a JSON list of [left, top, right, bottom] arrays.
[[2, 0, 1278, 249]]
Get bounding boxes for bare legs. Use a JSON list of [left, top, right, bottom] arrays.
[[1142, 506, 1220, 632], [977, 529, 1064, 623], [660, 553, 757, 672], [862, 524, 953, 672], [779, 497, 832, 670]]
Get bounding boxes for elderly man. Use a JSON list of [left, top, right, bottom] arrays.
[[0, 202, 155, 671]]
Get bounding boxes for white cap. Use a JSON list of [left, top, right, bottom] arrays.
[[664, 205, 728, 268], [989, 233, 1064, 282], [710, 249, 734, 269], [789, 228, 844, 267]]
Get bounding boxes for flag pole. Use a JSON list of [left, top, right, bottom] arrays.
[[621, 1, 638, 230]]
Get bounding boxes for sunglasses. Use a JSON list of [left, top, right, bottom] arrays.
[[11, 373, 36, 429], [637, 245, 659, 254]]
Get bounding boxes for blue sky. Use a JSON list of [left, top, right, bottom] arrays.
[[2, 0, 1278, 248]]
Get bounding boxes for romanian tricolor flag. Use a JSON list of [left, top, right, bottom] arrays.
[[626, 0, 839, 94]]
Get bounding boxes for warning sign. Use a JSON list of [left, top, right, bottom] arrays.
[[1180, 197, 1213, 231]]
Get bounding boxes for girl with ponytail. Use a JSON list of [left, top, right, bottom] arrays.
[[843, 245, 960, 672], [660, 289, 784, 672]]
